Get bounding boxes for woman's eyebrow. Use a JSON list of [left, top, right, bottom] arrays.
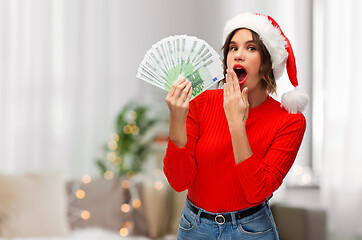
[[230, 40, 255, 45], [245, 40, 256, 44]]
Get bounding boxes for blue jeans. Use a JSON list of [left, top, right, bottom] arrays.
[[177, 198, 279, 240]]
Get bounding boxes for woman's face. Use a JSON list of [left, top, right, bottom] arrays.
[[226, 29, 262, 92]]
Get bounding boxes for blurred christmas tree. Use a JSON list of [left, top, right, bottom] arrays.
[[96, 101, 157, 177]]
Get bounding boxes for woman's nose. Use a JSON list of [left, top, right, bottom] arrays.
[[234, 50, 245, 61]]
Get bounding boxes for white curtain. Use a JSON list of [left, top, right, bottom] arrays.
[[319, 0, 362, 237], [0, 0, 140, 178]]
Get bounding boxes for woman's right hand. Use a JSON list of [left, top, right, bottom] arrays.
[[165, 77, 193, 121], [165, 77, 193, 147]]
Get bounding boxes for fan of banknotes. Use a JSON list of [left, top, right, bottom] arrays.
[[136, 35, 224, 100]]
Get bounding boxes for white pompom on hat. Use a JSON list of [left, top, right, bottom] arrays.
[[223, 13, 308, 114]]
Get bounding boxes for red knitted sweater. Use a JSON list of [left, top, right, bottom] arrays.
[[163, 89, 306, 213]]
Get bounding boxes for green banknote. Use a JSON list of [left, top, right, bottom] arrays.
[[137, 35, 224, 100]]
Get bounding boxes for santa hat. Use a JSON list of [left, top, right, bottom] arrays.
[[223, 13, 308, 114]]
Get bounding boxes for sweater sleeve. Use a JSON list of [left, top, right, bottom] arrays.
[[163, 92, 207, 192], [235, 113, 306, 204]]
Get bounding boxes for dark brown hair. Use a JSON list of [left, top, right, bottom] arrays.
[[221, 28, 276, 94]]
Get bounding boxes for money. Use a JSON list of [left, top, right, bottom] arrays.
[[137, 35, 224, 100]]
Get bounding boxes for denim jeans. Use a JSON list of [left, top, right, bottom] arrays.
[[177, 198, 279, 240]]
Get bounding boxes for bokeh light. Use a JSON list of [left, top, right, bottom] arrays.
[[154, 181, 164, 190], [75, 189, 85, 199], [121, 203, 130, 213], [293, 165, 304, 175], [110, 133, 120, 142], [132, 199, 142, 209], [119, 228, 129, 237], [121, 179, 130, 189], [81, 210, 91, 220], [107, 152, 117, 162], [108, 140, 118, 150], [82, 175, 92, 184], [104, 170, 114, 180]]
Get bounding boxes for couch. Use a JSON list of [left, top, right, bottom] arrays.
[[0, 171, 327, 240], [0, 171, 179, 239]]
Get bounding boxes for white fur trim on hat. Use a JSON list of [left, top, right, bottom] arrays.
[[281, 88, 309, 114], [223, 13, 288, 80]]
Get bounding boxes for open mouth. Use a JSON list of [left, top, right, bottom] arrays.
[[233, 64, 247, 85]]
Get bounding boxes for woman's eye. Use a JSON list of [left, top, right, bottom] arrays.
[[230, 46, 237, 51], [248, 46, 256, 51]]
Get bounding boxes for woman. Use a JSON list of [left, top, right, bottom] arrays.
[[163, 13, 308, 239]]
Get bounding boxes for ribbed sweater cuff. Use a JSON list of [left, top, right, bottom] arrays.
[[167, 137, 187, 150], [164, 138, 195, 192], [235, 155, 267, 203], [164, 138, 190, 166], [235, 154, 260, 179]]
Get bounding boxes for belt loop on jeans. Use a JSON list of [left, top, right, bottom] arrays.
[[196, 208, 202, 224], [230, 213, 237, 228], [187, 197, 202, 224]]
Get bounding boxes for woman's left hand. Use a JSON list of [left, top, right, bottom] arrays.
[[223, 69, 249, 126]]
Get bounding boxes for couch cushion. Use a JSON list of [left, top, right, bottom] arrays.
[[0, 171, 70, 237], [67, 177, 129, 231], [67, 177, 149, 236]]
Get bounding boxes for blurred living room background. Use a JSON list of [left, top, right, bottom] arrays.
[[0, 0, 361, 239]]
